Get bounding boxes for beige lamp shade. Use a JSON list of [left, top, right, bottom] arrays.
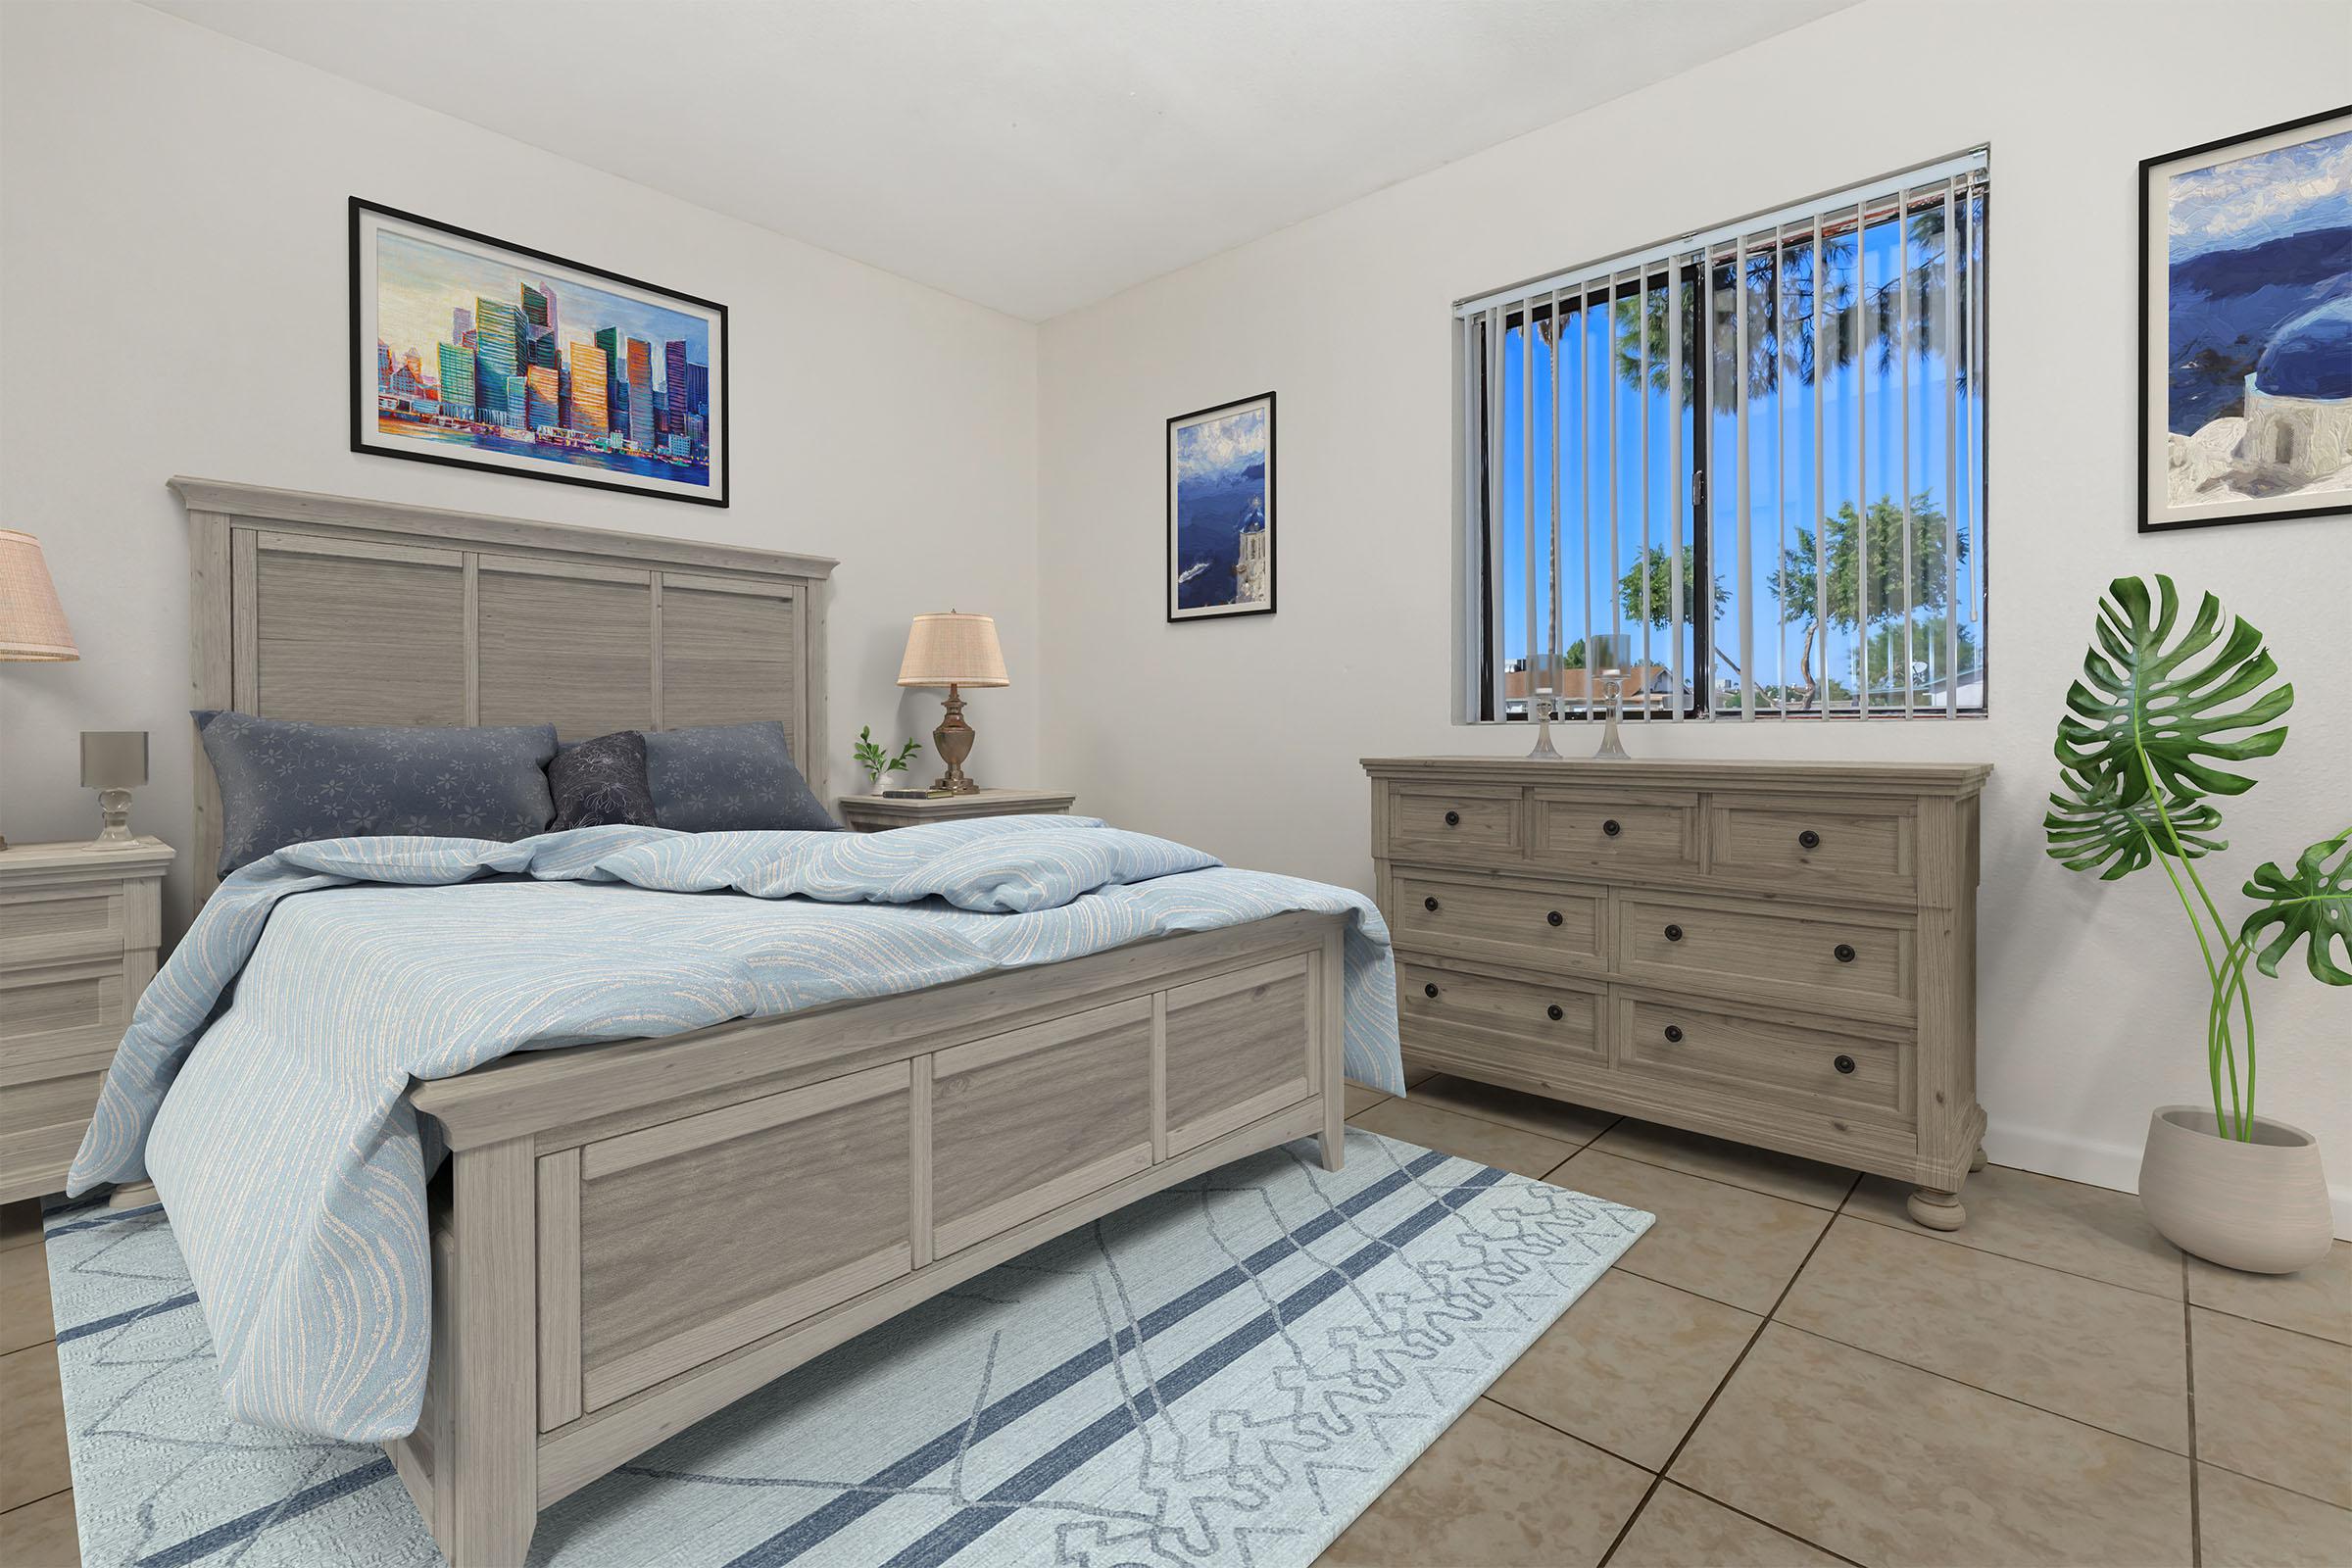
[[81, 731, 149, 790], [0, 529, 78, 662], [896, 612, 1008, 688]]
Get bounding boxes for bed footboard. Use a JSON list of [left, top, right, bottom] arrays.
[[385, 911, 1351, 1567]]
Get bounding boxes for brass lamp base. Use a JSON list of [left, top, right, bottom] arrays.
[[931, 684, 980, 795]]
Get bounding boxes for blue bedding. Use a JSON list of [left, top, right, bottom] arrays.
[[67, 816, 1402, 1443]]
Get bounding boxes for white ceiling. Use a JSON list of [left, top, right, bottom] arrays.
[[151, 0, 1851, 321]]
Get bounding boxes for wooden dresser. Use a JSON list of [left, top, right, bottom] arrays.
[[0, 838, 173, 1204], [1364, 758, 1989, 1228]]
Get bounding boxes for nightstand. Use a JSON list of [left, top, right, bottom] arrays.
[[837, 787, 1077, 833], [0, 838, 174, 1204]]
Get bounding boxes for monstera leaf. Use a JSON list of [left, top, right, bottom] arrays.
[[2055, 575, 2293, 803], [2044, 767, 2227, 880], [2239, 830, 2352, 984]]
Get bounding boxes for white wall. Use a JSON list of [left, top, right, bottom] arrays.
[[1038, 0, 2352, 1223], [0, 0, 1040, 938]]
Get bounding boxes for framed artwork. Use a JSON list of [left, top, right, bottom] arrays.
[[2139, 105, 2350, 533], [1166, 391, 1276, 621], [351, 198, 728, 507]]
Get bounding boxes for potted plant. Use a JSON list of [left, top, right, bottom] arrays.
[[853, 725, 923, 796], [2044, 575, 2347, 1273]]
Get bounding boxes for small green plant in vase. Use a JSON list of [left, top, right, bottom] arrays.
[[854, 726, 923, 796], [2043, 575, 2348, 1273]]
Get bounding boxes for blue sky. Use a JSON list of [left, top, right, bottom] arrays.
[[2168, 128, 2351, 264], [375, 230, 710, 379]]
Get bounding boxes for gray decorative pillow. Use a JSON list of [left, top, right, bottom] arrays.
[[197, 711, 558, 874], [548, 731, 659, 830], [644, 721, 838, 832]]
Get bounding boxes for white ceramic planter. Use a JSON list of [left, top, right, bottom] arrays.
[[2138, 1105, 2333, 1275]]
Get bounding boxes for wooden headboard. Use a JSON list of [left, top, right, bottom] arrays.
[[172, 477, 836, 900]]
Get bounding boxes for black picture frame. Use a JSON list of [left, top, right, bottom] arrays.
[[1165, 390, 1277, 622], [2136, 105, 2350, 534], [349, 197, 730, 508]]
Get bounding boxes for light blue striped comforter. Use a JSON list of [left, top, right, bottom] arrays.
[[67, 816, 1402, 1443]]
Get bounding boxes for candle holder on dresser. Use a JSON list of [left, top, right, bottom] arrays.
[[1589, 633, 1634, 760]]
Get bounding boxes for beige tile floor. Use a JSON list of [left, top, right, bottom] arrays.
[[3, 1077, 2348, 1568]]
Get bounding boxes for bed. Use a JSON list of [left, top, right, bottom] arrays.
[[146, 478, 1370, 1567]]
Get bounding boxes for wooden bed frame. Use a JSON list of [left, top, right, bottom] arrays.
[[172, 478, 1349, 1566]]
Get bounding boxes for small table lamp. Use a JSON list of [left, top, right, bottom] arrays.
[[896, 612, 1008, 796], [81, 732, 150, 847], [1, 529, 81, 852]]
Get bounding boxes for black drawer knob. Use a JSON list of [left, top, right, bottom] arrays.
[[1546, 1004, 1564, 1021], [1834, 943, 1856, 964], [1444, 809, 1461, 827], [1834, 1054, 1856, 1075], [1546, 909, 1564, 927], [1423, 982, 1440, 999], [1663, 1024, 1685, 1044], [1423, 895, 1441, 912], [1798, 828, 1822, 850], [1601, 818, 1622, 837], [1664, 923, 1684, 943]]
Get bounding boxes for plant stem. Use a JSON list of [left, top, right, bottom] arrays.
[[2133, 732, 2253, 1139]]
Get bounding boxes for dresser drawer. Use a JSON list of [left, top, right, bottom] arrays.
[[1391, 872, 1605, 976], [1399, 962, 1604, 1079], [0, 960, 130, 1061], [1616, 895, 1915, 1021], [1708, 795, 1918, 902], [1616, 993, 1912, 1128], [0, 885, 126, 969], [1385, 785, 1524, 861], [0, 1066, 106, 1140], [1530, 789, 1700, 876]]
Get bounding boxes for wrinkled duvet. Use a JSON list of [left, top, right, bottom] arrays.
[[69, 816, 1402, 1441]]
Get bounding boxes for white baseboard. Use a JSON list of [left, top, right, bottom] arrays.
[[1985, 1121, 2352, 1242]]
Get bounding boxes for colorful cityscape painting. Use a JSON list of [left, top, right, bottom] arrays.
[[2140, 107, 2350, 531], [1166, 392, 1276, 620], [351, 200, 727, 505]]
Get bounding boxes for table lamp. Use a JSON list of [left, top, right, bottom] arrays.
[[81, 731, 149, 847], [1590, 633, 1635, 760], [1, 529, 81, 851], [896, 611, 1007, 796]]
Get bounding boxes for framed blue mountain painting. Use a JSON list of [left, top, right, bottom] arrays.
[[1167, 392, 1276, 620], [2139, 106, 2351, 532]]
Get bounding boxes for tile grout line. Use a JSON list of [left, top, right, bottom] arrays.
[[2183, 1252, 2202, 1568], [1769, 1317, 2194, 1462], [1596, 1195, 1847, 1568], [1836, 1200, 2194, 1306]]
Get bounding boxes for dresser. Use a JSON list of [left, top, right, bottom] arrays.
[[1364, 758, 1988, 1228], [0, 838, 173, 1204], [836, 787, 1077, 833]]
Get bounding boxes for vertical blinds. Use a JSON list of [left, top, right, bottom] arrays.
[[1458, 149, 1988, 722]]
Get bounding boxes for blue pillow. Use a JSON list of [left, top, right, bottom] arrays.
[[196, 711, 558, 874], [643, 721, 838, 832]]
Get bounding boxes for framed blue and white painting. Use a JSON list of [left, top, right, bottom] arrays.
[[351, 198, 728, 506], [1167, 391, 1276, 620], [2139, 106, 2350, 533]]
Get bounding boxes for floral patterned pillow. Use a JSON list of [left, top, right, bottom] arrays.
[[548, 730, 659, 830], [643, 720, 838, 832], [196, 711, 558, 874]]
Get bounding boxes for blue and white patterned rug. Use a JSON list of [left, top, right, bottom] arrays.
[[47, 1128, 1649, 1567]]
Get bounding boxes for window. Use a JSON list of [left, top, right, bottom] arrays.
[[1458, 151, 1988, 721]]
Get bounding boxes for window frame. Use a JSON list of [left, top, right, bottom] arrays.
[[1455, 155, 1989, 726]]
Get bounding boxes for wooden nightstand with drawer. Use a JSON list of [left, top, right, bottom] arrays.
[[0, 838, 173, 1204], [1366, 758, 1989, 1229]]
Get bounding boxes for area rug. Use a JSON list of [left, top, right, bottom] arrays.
[[46, 1128, 1650, 1567]]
